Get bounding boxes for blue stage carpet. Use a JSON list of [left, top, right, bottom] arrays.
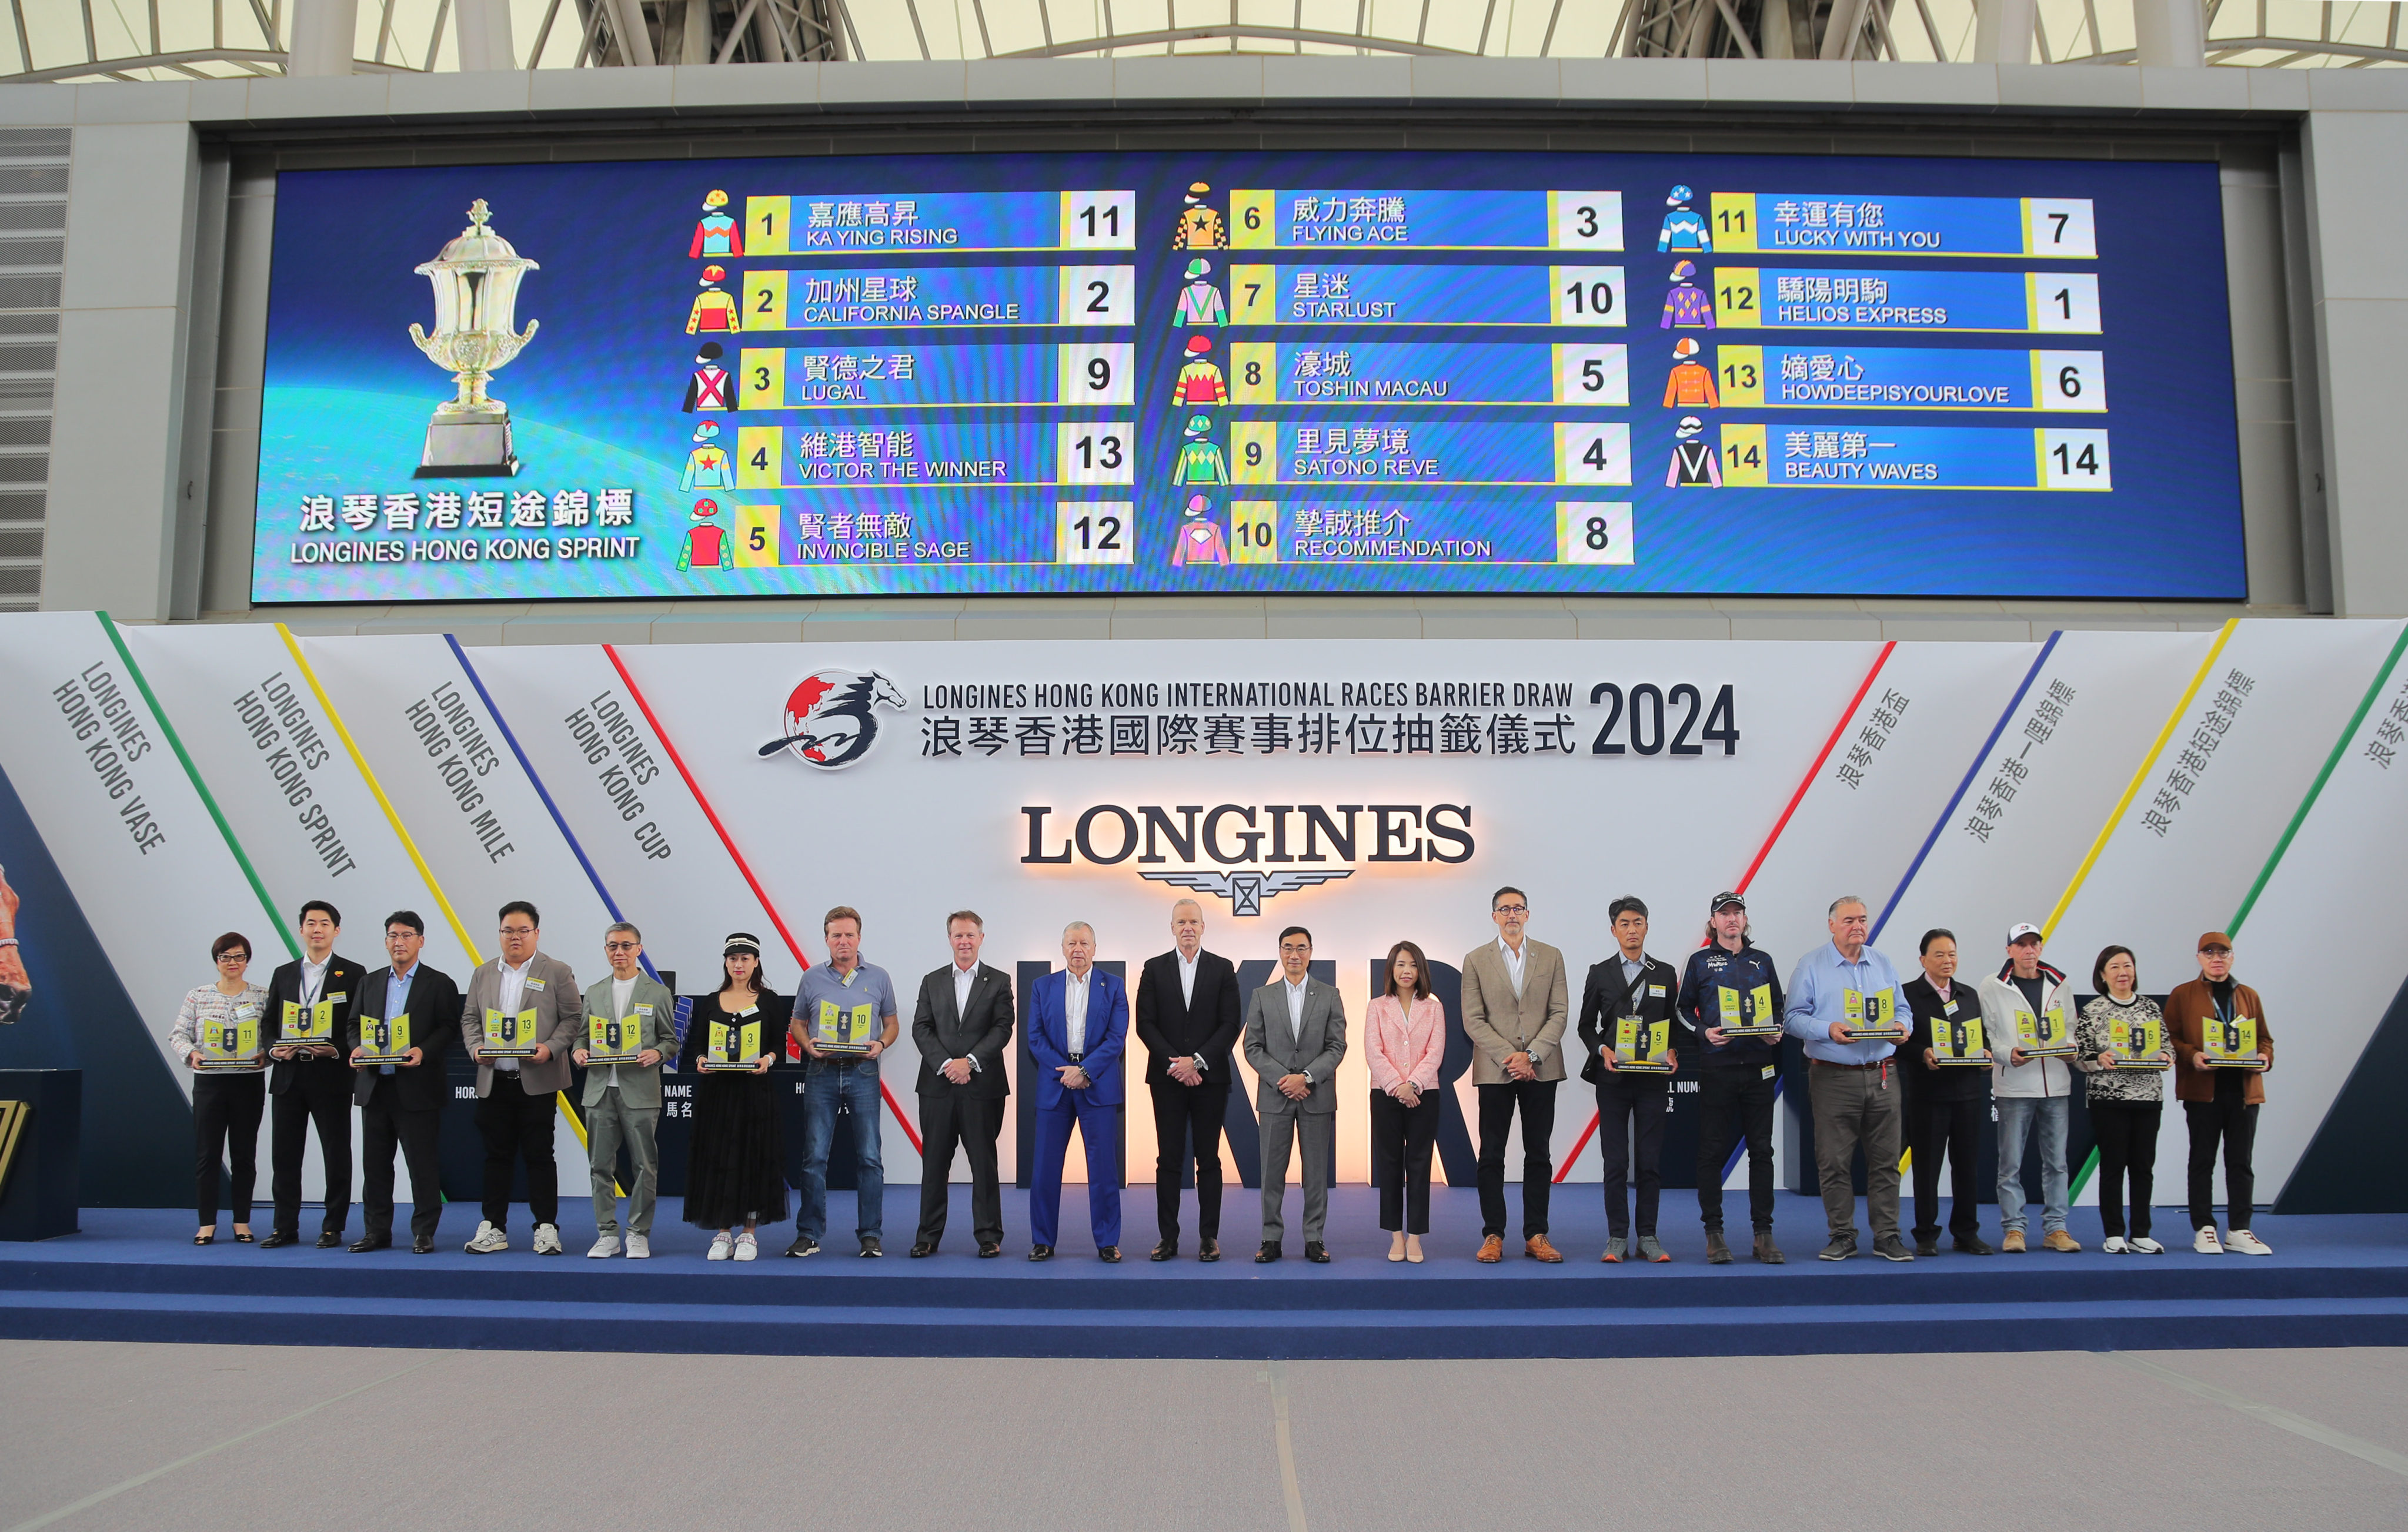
[[2, 1189, 2401, 1359]]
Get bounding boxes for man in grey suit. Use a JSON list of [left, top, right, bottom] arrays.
[[458, 901, 582, 1255], [1244, 925, 1348, 1265], [572, 921, 678, 1259], [1461, 885, 1572, 1264], [909, 909, 1016, 1259]]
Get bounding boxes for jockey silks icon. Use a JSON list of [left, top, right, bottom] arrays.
[[756, 669, 907, 770]]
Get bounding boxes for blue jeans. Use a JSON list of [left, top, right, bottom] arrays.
[[797, 1061, 884, 1241], [1995, 1095, 2069, 1234]]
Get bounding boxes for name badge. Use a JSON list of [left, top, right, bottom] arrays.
[[1648, 984, 1666, 997], [1943, 1001, 1959, 1016], [1761, 1063, 1777, 1080], [524, 978, 546, 991], [327, 992, 348, 1005], [632, 1004, 653, 1016]]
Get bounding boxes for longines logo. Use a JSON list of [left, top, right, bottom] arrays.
[[757, 669, 906, 771], [1020, 802, 1474, 915]]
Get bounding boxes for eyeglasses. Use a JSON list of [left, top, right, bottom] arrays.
[[604, 940, 640, 952], [1493, 904, 1528, 916], [499, 926, 536, 938]]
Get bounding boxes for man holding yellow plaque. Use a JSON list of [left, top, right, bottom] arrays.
[[346, 911, 460, 1253], [460, 901, 582, 1256], [2166, 932, 2275, 1256], [789, 906, 901, 1259], [1783, 897, 1912, 1263], [261, 900, 365, 1250], [1980, 924, 2080, 1254], [1577, 897, 1682, 1264], [573, 922, 677, 1259], [1902, 930, 1993, 1257]]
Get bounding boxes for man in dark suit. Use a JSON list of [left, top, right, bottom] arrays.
[[261, 899, 366, 1249], [1575, 897, 1683, 1265], [1244, 925, 1348, 1264], [1025, 921, 1130, 1262], [909, 910, 1016, 1259], [1134, 897, 1242, 1262], [345, 911, 459, 1253]]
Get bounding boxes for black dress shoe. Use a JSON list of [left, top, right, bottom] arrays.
[[909, 1240, 939, 1259], [412, 1235, 435, 1254], [348, 1235, 392, 1253], [1150, 1240, 1178, 1262], [1304, 1242, 1330, 1264], [258, 1231, 296, 1249], [978, 1242, 1002, 1258], [316, 1232, 343, 1249], [1199, 1238, 1221, 1263], [1027, 1244, 1054, 1262], [1098, 1246, 1122, 1263], [1915, 1236, 1941, 1258], [1255, 1242, 1282, 1263]]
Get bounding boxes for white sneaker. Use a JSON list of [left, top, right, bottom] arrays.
[[2101, 1236, 2129, 1254], [463, 1220, 509, 1254], [2227, 1229, 2274, 1256], [707, 1232, 735, 1261], [2131, 1236, 2166, 1255], [624, 1234, 651, 1259], [532, 1223, 564, 1256], [586, 1233, 621, 1259], [2193, 1225, 2224, 1254], [734, 1231, 759, 1262]]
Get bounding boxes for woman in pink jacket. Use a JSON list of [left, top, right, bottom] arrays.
[[1367, 940, 1446, 1264]]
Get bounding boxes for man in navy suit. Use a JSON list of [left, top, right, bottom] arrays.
[[1026, 921, 1130, 1262]]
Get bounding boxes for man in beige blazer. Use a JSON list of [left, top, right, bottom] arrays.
[[457, 901, 582, 1255], [1460, 885, 1571, 1263]]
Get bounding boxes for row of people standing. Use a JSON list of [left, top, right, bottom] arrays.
[[173, 891, 2276, 1263]]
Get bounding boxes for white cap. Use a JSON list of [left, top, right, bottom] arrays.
[[2007, 922, 2044, 944]]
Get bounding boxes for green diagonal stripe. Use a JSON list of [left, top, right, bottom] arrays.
[[97, 611, 299, 962], [2228, 622, 2408, 939]]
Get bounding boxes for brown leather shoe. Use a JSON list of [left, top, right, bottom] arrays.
[[2002, 1228, 2027, 1253], [1475, 1234, 1504, 1263], [2041, 1229, 2082, 1253], [1525, 1234, 1564, 1263]]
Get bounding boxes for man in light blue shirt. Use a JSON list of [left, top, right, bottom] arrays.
[[1784, 895, 1912, 1263]]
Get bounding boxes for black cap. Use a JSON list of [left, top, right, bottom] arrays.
[[697, 341, 724, 361], [1711, 891, 1746, 912]]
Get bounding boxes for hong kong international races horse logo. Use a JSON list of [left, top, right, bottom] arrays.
[[757, 669, 906, 770]]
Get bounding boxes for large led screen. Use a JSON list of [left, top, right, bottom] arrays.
[[253, 151, 2245, 603]]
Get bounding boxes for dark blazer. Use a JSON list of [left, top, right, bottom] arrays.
[[911, 962, 1016, 1099], [1902, 975, 1990, 1103], [1026, 967, 1130, 1108], [345, 962, 462, 1112], [1576, 952, 1683, 1083], [1133, 948, 1243, 1089], [263, 953, 368, 1095]]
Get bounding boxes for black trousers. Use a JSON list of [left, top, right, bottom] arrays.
[[1368, 1089, 1439, 1234], [916, 1092, 1005, 1247], [1595, 1073, 1668, 1239], [476, 1072, 559, 1227], [2092, 1099, 2162, 1240], [270, 1059, 353, 1237], [1150, 1079, 1229, 1241], [2186, 1093, 2258, 1232], [1695, 1066, 1777, 1233], [1476, 1079, 1558, 1237], [193, 1072, 265, 1225], [1908, 1091, 1984, 1241], [361, 1076, 444, 1242]]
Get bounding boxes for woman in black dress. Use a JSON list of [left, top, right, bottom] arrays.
[[680, 933, 790, 1260]]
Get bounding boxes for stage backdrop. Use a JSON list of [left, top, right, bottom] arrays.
[[2, 613, 2402, 1212]]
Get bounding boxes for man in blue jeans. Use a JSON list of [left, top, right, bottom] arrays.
[[786, 905, 901, 1258], [1978, 923, 2081, 1253]]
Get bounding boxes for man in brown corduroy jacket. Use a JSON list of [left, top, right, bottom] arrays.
[[2162, 931, 2275, 1256]]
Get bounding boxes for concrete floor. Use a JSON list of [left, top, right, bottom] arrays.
[[1, 1341, 2403, 1530]]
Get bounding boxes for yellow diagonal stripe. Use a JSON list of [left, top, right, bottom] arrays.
[[2040, 618, 2239, 937], [275, 626, 482, 968]]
